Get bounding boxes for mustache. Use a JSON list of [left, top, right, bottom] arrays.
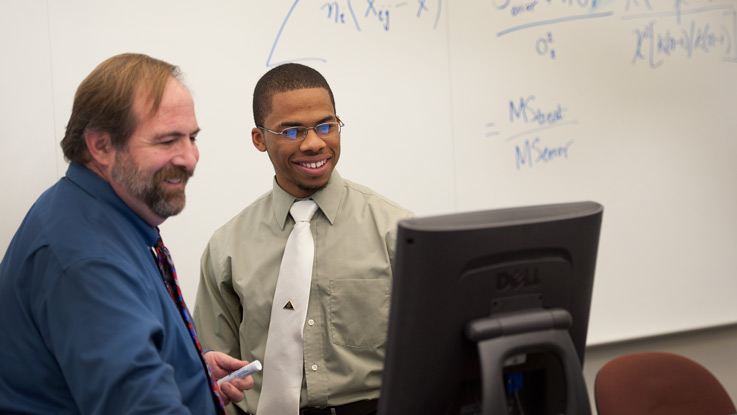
[[154, 166, 194, 183]]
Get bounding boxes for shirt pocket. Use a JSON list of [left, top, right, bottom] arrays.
[[328, 278, 390, 348]]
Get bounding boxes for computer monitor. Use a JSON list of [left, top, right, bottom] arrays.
[[378, 201, 603, 415]]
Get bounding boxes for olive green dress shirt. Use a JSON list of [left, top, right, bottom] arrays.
[[194, 171, 414, 414]]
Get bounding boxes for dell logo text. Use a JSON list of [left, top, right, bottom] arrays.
[[497, 268, 541, 290]]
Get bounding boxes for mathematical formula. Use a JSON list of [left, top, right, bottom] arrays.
[[488, 95, 578, 170], [266, 0, 443, 66], [266, 0, 736, 67], [631, 16, 737, 67], [493, 0, 737, 64]]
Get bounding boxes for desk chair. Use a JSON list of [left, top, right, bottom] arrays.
[[594, 351, 736, 415]]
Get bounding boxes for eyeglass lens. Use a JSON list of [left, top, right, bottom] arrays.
[[282, 122, 340, 140]]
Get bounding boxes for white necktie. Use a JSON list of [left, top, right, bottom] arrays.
[[258, 199, 318, 415]]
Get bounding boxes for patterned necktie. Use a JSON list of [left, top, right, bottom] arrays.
[[258, 199, 319, 415], [153, 237, 227, 415]]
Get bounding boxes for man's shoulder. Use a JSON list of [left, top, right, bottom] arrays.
[[5, 179, 149, 282], [341, 178, 413, 216], [18, 178, 107, 254]]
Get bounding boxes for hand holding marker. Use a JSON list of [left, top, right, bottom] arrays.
[[217, 360, 262, 387]]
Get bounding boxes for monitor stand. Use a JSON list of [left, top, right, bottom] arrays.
[[466, 308, 591, 415]]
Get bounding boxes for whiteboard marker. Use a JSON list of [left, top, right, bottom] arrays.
[[217, 360, 262, 386]]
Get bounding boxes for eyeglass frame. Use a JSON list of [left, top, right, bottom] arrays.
[[257, 118, 344, 142]]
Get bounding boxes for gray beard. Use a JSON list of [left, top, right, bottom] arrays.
[[111, 151, 191, 219]]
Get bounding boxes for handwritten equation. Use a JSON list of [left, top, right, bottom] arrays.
[[629, 9, 737, 67], [266, 0, 443, 66], [487, 95, 577, 170], [492, 0, 737, 65], [264, 0, 735, 67]]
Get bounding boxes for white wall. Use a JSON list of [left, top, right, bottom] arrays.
[[2, 0, 736, 345]]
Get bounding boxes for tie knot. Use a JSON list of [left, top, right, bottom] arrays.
[[290, 199, 318, 223]]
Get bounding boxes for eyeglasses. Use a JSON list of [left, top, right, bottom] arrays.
[[259, 119, 344, 142]]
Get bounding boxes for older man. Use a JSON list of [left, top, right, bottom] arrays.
[[0, 53, 253, 414]]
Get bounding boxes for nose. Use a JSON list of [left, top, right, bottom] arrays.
[[299, 128, 327, 153], [173, 138, 199, 171]]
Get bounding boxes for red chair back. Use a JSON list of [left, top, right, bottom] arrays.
[[595, 352, 736, 415]]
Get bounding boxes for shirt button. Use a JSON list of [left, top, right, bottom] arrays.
[[307, 319, 315, 326], [311, 364, 318, 371]]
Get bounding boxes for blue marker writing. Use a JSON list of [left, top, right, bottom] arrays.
[[217, 360, 262, 387]]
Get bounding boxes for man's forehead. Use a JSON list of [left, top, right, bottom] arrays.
[[132, 76, 181, 117], [269, 87, 332, 110]]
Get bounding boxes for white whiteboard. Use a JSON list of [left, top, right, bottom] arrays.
[[1, 0, 736, 345]]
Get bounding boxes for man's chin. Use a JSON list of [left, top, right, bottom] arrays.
[[152, 203, 185, 219], [148, 191, 186, 218], [297, 173, 332, 192], [297, 182, 327, 195]]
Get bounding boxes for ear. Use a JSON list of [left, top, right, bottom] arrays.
[[84, 129, 115, 167], [252, 127, 267, 152]]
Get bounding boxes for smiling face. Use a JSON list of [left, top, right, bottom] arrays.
[[252, 87, 340, 198], [109, 77, 200, 226]]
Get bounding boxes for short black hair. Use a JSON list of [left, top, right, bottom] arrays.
[[252, 63, 336, 127]]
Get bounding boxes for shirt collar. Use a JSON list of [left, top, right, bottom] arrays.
[[273, 170, 345, 230], [64, 163, 160, 246]]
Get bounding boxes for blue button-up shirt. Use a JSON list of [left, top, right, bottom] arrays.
[[0, 163, 216, 415]]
